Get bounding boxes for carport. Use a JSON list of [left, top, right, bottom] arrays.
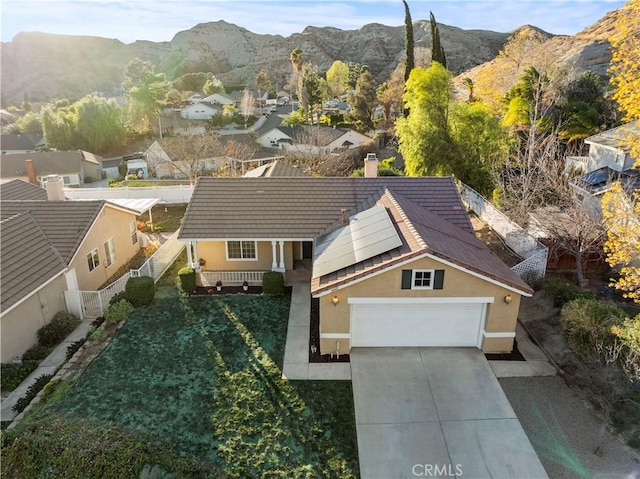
[[350, 348, 548, 479]]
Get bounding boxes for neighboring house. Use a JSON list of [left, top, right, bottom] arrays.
[[0, 150, 103, 186], [1, 134, 46, 154], [243, 160, 309, 178], [180, 102, 219, 120], [0, 178, 142, 362], [568, 122, 640, 202], [202, 93, 235, 105], [258, 125, 372, 154], [179, 163, 533, 356], [155, 116, 210, 137]]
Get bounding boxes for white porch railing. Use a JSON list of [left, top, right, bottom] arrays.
[[457, 182, 548, 283], [65, 231, 185, 319], [200, 271, 265, 286]]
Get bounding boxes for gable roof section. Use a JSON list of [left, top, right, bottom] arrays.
[[275, 125, 350, 146], [0, 179, 48, 201], [585, 121, 639, 152], [179, 177, 472, 240], [0, 213, 67, 313], [0, 200, 104, 263], [243, 160, 309, 178], [311, 188, 532, 296], [1, 134, 43, 152], [0, 150, 102, 178]]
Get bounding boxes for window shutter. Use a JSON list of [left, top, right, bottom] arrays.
[[433, 270, 445, 289], [401, 270, 412, 289]]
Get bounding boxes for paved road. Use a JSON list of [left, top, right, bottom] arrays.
[[501, 376, 640, 479]]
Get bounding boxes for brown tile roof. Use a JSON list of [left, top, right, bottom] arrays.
[[1, 212, 67, 312], [0, 179, 48, 201], [0, 134, 44, 152], [179, 176, 472, 240], [0, 200, 104, 263], [0, 150, 102, 179], [311, 188, 533, 296]]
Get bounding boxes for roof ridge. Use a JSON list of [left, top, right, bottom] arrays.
[[382, 188, 428, 249], [25, 211, 67, 266]]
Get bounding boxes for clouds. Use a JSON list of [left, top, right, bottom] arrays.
[[1, 0, 625, 44]]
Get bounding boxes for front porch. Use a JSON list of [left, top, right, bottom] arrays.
[[198, 260, 312, 287]]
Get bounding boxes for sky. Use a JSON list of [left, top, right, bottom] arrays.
[[1, 0, 626, 44]]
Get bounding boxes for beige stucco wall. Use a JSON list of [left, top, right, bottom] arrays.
[[196, 240, 294, 272], [71, 206, 140, 291], [82, 161, 102, 182], [318, 256, 523, 355], [1, 274, 67, 362]]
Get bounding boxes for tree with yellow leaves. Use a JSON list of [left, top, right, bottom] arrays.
[[602, 182, 640, 303], [609, 0, 640, 164]]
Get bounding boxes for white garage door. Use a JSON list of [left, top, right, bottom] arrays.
[[350, 300, 486, 348]]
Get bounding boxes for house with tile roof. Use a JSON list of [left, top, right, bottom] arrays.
[[0, 178, 142, 362], [179, 167, 533, 356], [243, 159, 309, 178], [258, 125, 372, 154], [0, 134, 47, 154], [0, 150, 103, 186], [180, 102, 220, 120]]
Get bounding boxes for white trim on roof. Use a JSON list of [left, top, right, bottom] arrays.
[[179, 237, 316, 242], [347, 297, 495, 304], [0, 267, 68, 318]]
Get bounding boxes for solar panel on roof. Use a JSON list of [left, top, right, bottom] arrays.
[[312, 204, 402, 278]]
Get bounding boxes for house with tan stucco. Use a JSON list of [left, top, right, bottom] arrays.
[[179, 157, 533, 356], [0, 178, 142, 362]]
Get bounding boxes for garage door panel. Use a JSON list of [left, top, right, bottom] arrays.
[[351, 302, 483, 348]]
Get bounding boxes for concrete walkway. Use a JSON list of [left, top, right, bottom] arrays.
[[1, 319, 94, 422], [351, 348, 549, 479], [281, 281, 351, 380]]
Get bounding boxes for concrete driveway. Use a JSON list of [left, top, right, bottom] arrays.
[[351, 348, 548, 479]]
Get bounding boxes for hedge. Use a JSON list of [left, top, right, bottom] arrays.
[[125, 276, 155, 307], [263, 271, 285, 296], [37, 312, 80, 347], [178, 267, 196, 293]]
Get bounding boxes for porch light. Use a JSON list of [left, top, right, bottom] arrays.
[[504, 294, 512, 304], [332, 295, 340, 306]]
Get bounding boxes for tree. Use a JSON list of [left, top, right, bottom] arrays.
[[609, 0, 640, 163], [172, 72, 210, 93], [203, 76, 224, 95], [326, 60, 349, 97], [602, 182, 640, 303], [240, 88, 254, 124], [430, 11, 447, 68], [346, 62, 368, 90], [462, 77, 474, 102], [16, 112, 42, 134], [41, 106, 77, 151], [122, 58, 169, 130], [255, 70, 271, 98], [158, 134, 225, 184], [298, 64, 323, 122], [403, 0, 415, 83], [21, 91, 31, 112], [376, 82, 394, 127], [75, 96, 126, 153], [347, 70, 377, 132]]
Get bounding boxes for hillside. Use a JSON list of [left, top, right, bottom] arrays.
[[1, 20, 508, 105]]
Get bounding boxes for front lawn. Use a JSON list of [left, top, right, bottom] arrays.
[[3, 292, 359, 478]]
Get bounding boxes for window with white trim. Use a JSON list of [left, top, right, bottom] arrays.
[[87, 248, 100, 271], [130, 221, 138, 244], [104, 238, 116, 267], [412, 269, 434, 289], [226, 241, 257, 260]]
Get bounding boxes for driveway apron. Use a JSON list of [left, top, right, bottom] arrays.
[[350, 348, 548, 479]]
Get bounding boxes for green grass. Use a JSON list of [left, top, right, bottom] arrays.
[[6, 290, 359, 478], [141, 204, 187, 232]]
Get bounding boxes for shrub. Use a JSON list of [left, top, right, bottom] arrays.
[[91, 316, 105, 329], [1, 361, 39, 391], [104, 299, 134, 324], [178, 267, 196, 293], [12, 374, 53, 413], [611, 314, 640, 383], [22, 344, 53, 361], [545, 277, 595, 307], [109, 291, 128, 306], [263, 271, 285, 296], [125, 276, 155, 307], [66, 339, 86, 360], [561, 298, 626, 360], [90, 329, 108, 341], [37, 311, 80, 347]]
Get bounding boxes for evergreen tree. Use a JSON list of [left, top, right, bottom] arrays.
[[430, 12, 447, 68], [403, 1, 415, 82]]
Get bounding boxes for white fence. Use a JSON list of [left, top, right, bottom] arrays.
[[63, 185, 194, 204], [200, 271, 265, 286], [65, 231, 185, 319], [457, 182, 548, 282]]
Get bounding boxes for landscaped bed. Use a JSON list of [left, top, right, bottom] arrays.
[[3, 289, 359, 478]]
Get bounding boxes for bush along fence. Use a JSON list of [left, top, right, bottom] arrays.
[[65, 231, 184, 319], [457, 182, 548, 284]]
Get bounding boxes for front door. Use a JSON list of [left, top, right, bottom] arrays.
[[302, 241, 313, 259]]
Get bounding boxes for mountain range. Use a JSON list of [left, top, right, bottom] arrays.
[[1, 10, 618, 107]]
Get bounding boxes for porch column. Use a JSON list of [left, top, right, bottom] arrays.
[[192, 241, 200, 272], [271, 240, 278, 271], [186, 241, 194, 268], [278, 240, 285, 271]]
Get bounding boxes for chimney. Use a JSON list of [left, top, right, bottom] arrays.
[[25, 159, 37, 184], [364, 153, 378, 178], [341, 208, 347, 224], [43, 175, 66, 201]]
